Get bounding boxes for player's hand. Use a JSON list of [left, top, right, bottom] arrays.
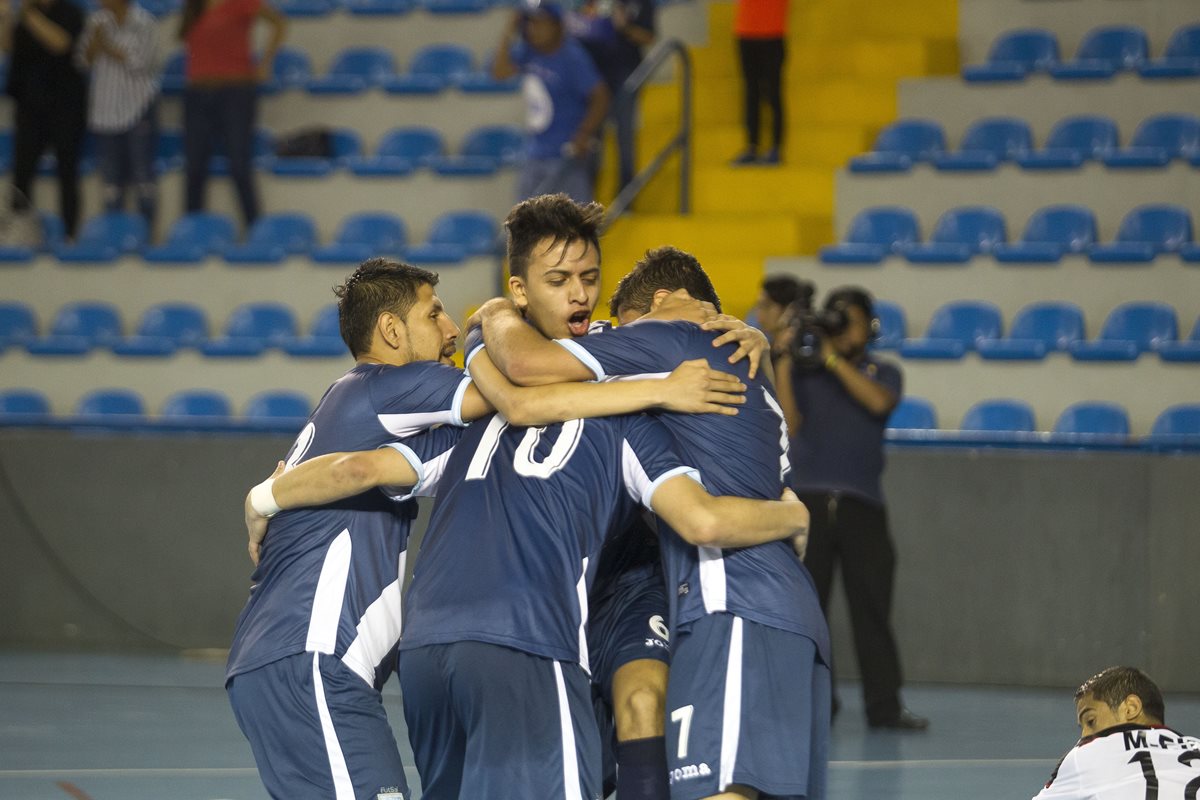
[[643, 289, 718, 325], [245, 460, 285, 566], [660, 358, 745, 415], [780, 487, 809, 560], [701, 315, 770, 380], [464, 296, 517, 332]]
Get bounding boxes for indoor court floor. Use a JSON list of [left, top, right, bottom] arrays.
[[2, 650, 1198, 800]]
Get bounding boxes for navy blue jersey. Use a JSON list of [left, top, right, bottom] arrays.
[[398, 412, 697, 668], [557, 320, 830, 661], [226, 362, 471, 690]]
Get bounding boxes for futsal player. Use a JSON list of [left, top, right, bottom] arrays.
[[476, 246, 832, 800]]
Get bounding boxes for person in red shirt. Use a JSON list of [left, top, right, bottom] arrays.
[[178, 0, 285, 228], [732, 0, 786, 166]]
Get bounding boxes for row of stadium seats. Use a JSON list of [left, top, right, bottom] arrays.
[[822, 204, 1200, 264], [891, 398, 1200, 438], [4, 125, 523, 179], [160, 46, 516, 96], [963, 24, 1200, 82], [75, 0, 520, 19], [849, 115, 1200, 173], [2, 388, 1195, 443], [0, 210, 500, 264], [4, 298, 1198, 362]]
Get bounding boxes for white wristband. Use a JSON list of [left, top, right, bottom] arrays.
[[249, 478, 282, 518]]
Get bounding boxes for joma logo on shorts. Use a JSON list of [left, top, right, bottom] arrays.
[[669, 763, 712, 783]]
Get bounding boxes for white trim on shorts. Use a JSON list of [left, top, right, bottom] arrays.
[[719, 616, 744, 791], [311, 652, 356, 800], [553, 661, 584, 800]]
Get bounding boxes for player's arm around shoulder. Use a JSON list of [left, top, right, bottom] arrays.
[[650, 477, 809, 554], [475, 298, 595, 386]]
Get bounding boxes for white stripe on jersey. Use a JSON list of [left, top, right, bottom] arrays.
[[699, 546, 728, 614], [414, 448, 453, 498], [718, 617, 745, 792], [306, 530, 352, 654], [555, 338, 606, 381], [376, 376, 471, 437], [311, 652, 356, 800], [379, 440, 455, 501], [621, 439, 700, 507], [575, 557, 590, 674], [553, 662, 585, 800], [761, 387, 792, 482], [341, 551, 407, 686]]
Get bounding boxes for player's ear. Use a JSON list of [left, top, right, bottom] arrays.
[[650, 288, 681, 310], [1119, 694, 1144, 722], [508, 275, 529, 310], [378, 311, 404, 351]]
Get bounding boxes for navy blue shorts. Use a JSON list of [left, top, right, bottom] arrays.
[[398, 641, 602, 800], [664, 614, 830, 800], [588, 560, 671, 707], [227, 651, 409, 800]]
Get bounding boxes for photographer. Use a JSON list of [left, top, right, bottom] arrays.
[[773, 285, 929, 731]]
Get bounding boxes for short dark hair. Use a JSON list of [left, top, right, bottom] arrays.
[[761, 274, 804, 307], [608, 246, 722, 317], [334, 258, 438, 358], [1075, 666, 1166, 725], [504, 194, 604, 280]]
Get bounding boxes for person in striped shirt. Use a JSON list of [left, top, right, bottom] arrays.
[[78, 0, 160, 232]]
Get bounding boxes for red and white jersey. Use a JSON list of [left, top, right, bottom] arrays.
[[1034, 724, 1200, 800]]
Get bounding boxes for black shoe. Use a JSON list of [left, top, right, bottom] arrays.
[[868, 708, 930, 731]]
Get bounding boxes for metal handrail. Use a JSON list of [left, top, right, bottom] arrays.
[[602, 37, 692, 230]]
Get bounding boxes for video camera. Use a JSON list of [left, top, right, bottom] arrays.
[[784, 282, 860, 371]]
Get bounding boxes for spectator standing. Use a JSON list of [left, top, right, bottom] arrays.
[[732, 0, 786, 165], [567, 0, 655, 192], [1, 0, 87, 240], [773, 286, 930, 731], [178, 0, 285, 228], [493, 0, 610, 203], [78, 0, 160, 234]]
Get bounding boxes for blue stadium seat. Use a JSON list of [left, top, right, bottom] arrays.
[[1151, 404, 1200, 437], [75, 389, 146, 422], [224, 212, 318, 264], [407, 211, 500, 263], [55, 212, 148, 263], [0, 389, 51, 421], [346, 127, 445, 176], [1090, 205, 1193, 263], [458, 51, 522, 94], [433, 125, 524, 176], [1051, 25, 1149, 79], [153, 129, 184, 173], [343, 0, 415, 15], [819, 207, 920, 264], [262, 47, 314, 93], [0, 302, 37, 350], [307, 47, 397, 94], [1053, 402, 1130, 437], [933, 118, 1033, 171], [139, 0, 181, 16], [312, 212, 407, 263], [963, 29, 1060, 82], [1158, 315, 1200, 362], [1016, 116, 1119, 170], [200, 303, 299, 357], [161, 51, 186, 95], [886, 396, 937, 430], [1069, 301, 1178, 361], [1103, 114, 1200, 168], [906, 206, 1007, 263], [978, 301, 1086, 360], [961, 399, 1036, 433], [271, 129, 364, 176], [276, 0, 337, 17], [900, 300, 1003, 359], [872, 300, 907, 349], [849, 119, 945, 173], [161, 390, 233, 420], [144, 213, 238, 264], [1140, 24, 1200, 78], [385, 43, 474, 93], [27, 301, 122, 355], [111, 303, 209, 356], [244, 390, 311, 427], [283, 305, 350, 357], [994, 205, 1098, 263], [420, 0, 490, 14]]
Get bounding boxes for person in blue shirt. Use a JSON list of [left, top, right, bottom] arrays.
[[493, 0, 610, 203], [772, 286, 929, 733], [233, 256, 750, 800], [476, 246, 832, 800]]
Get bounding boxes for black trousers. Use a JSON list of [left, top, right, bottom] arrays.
[[183, 84, 260, 227], [737, 37, 785, 150], [797, 491, 903, 724], [11, 102, 85, 238]]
